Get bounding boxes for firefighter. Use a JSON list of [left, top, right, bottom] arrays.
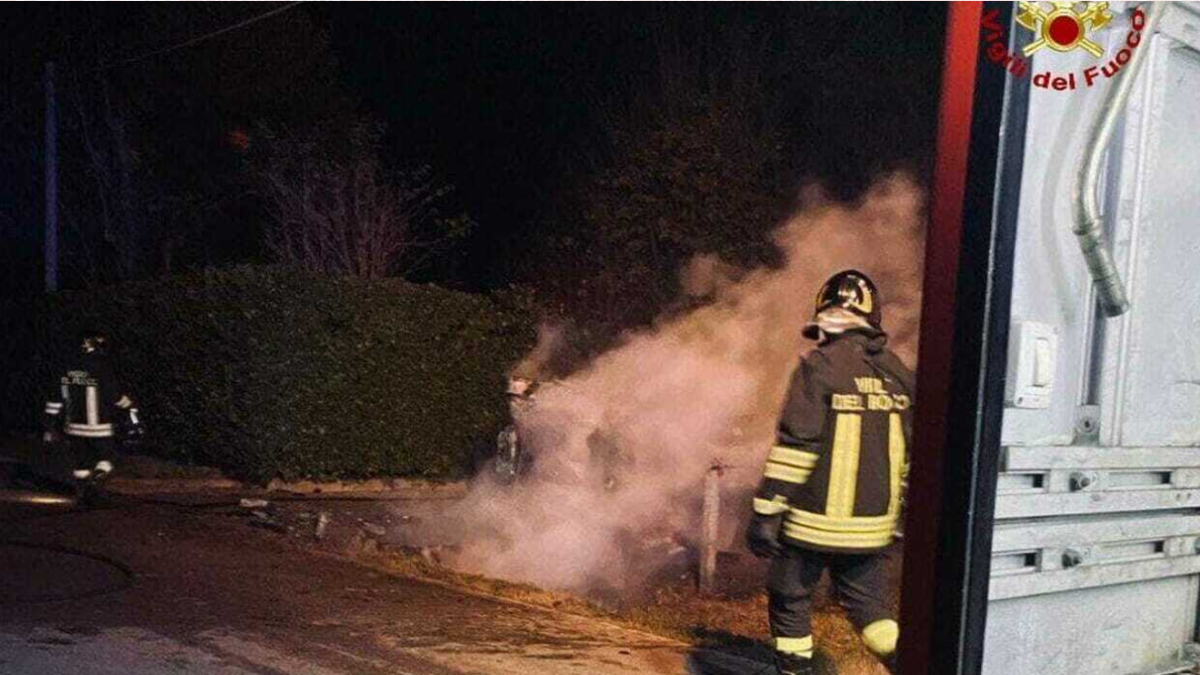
[[747, 270, 914, 675], [42, 328, 137, 497]]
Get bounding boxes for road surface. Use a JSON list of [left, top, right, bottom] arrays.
[[0, 496, 764, 675]]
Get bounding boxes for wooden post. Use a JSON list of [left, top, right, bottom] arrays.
[[699, 463, 722, 595]]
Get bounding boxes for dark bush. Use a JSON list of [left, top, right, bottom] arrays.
[[0, 266, 535, 482]]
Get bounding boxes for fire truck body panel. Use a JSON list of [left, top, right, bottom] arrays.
[[983, 4, 1200, 673]]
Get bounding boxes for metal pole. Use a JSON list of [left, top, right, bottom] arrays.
[[699, 463, 721, 595], [44, 61, 58, 293]]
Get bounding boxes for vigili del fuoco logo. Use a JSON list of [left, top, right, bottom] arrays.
[[981, 2, 1149, 91]]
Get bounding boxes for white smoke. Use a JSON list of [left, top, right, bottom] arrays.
[[412, 174, 926, 596]]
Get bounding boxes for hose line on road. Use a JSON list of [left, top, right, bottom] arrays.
[[3, 489, 415, 605], [0, 540, 135, 604], [3, 483, 440, 608], [7, 491, 413, 522]]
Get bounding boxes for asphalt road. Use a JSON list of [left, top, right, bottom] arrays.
[[0, 495, 765, 675]]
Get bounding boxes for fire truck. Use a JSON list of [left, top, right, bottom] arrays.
[[902, 3, 1200, 674]]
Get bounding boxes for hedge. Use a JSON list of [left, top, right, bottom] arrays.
[[0, 266, 535, 482]]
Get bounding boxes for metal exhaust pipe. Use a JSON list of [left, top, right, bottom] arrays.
[[1073, 1, 1167, 317]]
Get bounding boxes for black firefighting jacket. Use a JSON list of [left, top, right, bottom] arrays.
[[754, 330, 915, 553], [43, 353, 132, 439]]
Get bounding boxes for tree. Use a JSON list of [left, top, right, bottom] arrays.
[[0, 4, 358, 293], [531, 19, 792, 339], [250, 121, 472, 280], [60, 68, 162, 286]]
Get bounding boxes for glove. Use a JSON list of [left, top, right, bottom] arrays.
[[746, 513, 784, 558], [119, 407, 146, 446]]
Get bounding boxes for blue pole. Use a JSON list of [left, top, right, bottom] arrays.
[[44, 61, 58, 293]]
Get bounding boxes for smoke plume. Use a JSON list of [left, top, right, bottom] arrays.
[[412, 174, 926, 597]]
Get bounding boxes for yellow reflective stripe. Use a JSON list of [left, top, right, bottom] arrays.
[[768, 445, 819, 469], [764, 463, 812, 484], [862, 619, 899, 656], [786, 508, 896, 533], [888, 413, 906, 517], [782, 521, 893, 548], [775, 635, 814, 657], [754, 497, 790, 515], [782, 525, 893, 549], [825, 413, 862, 518]]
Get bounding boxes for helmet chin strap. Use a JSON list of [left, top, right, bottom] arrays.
[[813, 308, 872, 338]]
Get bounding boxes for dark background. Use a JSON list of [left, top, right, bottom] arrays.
[[1, 3, 946, 319]]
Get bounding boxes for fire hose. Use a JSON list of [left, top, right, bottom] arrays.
[[0, 540, 136, 604], [1, 485, 413, 604]]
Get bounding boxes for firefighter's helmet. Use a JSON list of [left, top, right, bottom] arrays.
[[802, 270, 882, 339], [80, 328, 109, 355]]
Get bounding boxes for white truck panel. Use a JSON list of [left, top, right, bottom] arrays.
[[987, 4, 1200, 673]]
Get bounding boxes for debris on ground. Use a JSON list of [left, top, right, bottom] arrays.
[[247, 509, 289, 533], [187, 489, 892, 674], [360, 521, 387, 538], [345, 530, 380, 556]]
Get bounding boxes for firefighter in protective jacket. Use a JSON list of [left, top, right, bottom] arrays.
[[747, 270, 914, 675], [43, 329, 137, 491]]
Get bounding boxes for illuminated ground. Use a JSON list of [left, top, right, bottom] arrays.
[[0, 495, 769, 675]]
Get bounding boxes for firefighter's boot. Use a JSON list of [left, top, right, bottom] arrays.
[[93, 460, 113, 484], [863, 619, 899, 674], [73, 474, 95, 507], [72, 467, 110, 509], [774, 652, 816, 675], [72, 468, 92, 496]]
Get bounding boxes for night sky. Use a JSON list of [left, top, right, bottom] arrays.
[[1, 3, 947, 297]]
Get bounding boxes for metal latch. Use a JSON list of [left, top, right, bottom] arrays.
[[1062, 548, 1089, 569], [1069, 471, 1099, 491], [1074, 404, 1101, 444]]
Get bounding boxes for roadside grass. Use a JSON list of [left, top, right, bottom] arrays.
[[361, 546, 894, 675]]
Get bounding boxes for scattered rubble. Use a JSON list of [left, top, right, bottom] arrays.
[[360, 521, 386, 538], [246, 509, 289, 533]]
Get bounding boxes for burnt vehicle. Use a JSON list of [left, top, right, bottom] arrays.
[[490, 377, 631, 492], [490, 376, 537, 485]]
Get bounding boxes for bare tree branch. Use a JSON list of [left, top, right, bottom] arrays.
[[251, 122, 469, 280]]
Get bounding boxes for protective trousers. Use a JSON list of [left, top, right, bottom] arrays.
[[68, 436, 115, 477], [768, 545, 898, 669]]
